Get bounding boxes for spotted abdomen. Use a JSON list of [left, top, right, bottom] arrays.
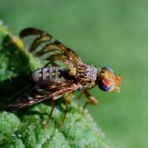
[[31, 67, 62, 83]]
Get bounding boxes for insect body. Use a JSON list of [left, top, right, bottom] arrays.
[[6, 28, 122, 117]]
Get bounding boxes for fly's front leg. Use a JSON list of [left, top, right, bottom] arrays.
[[83, 89, 98, 110]]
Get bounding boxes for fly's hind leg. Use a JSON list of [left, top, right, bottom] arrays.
[[59, 92, 73, 128], [83, 89, 98, 111], [43, 97, 55, 128]]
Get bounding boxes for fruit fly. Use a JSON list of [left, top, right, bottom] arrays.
[[6, 28, 121, 122]]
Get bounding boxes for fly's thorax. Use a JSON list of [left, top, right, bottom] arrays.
[[76, 64, 97, 88], [31, 66, 63, 83]]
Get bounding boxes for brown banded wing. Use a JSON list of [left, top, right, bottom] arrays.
[[19, 28, 82, 64], [6, 79, 81, 111]]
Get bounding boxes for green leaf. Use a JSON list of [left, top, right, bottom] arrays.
[[0, 23, 112, 148]]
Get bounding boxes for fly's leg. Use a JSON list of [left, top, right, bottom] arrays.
[[76, 91, 84, 100], [75, 91, 84, 105], [59, 92, 73, 128], [83, 89, 98, 111], [43, 98, 55, 128], [43, 84, 80, 128]]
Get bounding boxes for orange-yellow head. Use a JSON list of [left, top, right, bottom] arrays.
[[97, 67, 122, 92]]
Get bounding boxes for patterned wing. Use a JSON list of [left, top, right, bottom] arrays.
[[19, 28, 82, 65], [6, 80, 81, 111]]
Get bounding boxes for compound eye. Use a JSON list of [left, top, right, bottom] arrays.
[[101, 67, 114, 73], [98, 79, 112, 92]]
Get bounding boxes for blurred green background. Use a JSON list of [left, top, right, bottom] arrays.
[[0, 0, 148, 147]]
